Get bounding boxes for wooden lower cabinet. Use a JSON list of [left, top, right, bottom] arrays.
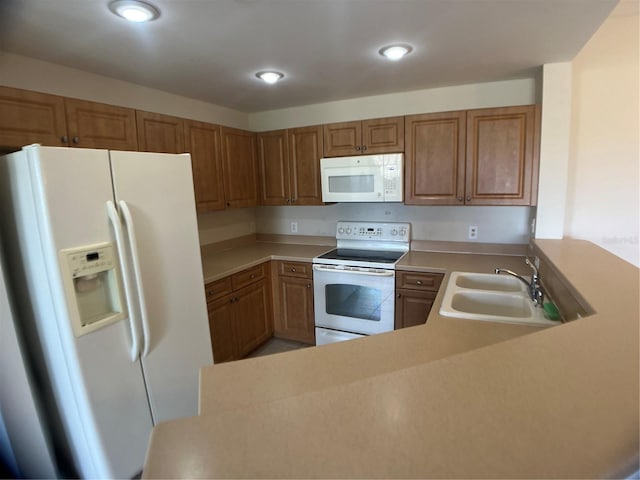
[[272, 261, 315, 344], [395, 271, 444, 329], [234, 281, 273, 357], [205, 263, 273, 363], [207, 294, 237, 363]]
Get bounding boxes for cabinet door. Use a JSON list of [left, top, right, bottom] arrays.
[[221, 127, 258, 208], [64, 98, 138, 150], [257, 130, 290, 205], [323, 120, 361, 157], [362, 116, 404, 154], [466, 105, 535, 205], [185, 120, 225, 212], [275, 275, 315, 344], [395, 289, 437, 329], [404, 111, 466, 205], [0, 86, 68, 148], [208, 294, 238, 363], [288, 125, 323, 205], [234, 280, 273, 357], [136, 110, 185, 153]]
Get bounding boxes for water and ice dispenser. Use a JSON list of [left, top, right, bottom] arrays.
[[60, 242, 126, 336]]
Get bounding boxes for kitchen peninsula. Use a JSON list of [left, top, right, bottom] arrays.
[[143, 238, 639, 479]]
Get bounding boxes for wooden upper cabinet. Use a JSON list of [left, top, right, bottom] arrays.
[[258, 125, 324, 206], [257, 129, 290, 205], [136, 110, 185, 153], [466, 105, 536, 205], [405, 111, 466, 205], [288, 125, 323, 205], [64, 98, 138, 150], [221, 126, 258, 208], [323, 116, 404, 157], [362, 117, 404, 154], [184, 120, 225, 212], [0, 86, 68, 148], [323, 120, 361, 157]]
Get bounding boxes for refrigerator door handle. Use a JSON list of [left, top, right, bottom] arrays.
[[119, 200, 152, 358], [106, 200, 141, 361]]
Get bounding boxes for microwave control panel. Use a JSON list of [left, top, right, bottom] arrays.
[[335, 222, 410, 242]]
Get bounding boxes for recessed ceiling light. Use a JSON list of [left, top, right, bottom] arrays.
[[379, 44, 413, 61], [109, 0, 160, 22], [256, 71, 285, 84]]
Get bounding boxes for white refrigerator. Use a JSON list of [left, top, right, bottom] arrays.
[[0, 145, 213, 478]]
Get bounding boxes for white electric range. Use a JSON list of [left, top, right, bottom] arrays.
[[313, 221, 410, 345]]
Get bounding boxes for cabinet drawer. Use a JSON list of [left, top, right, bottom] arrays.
[[205, 277, 232, 302], [231, 263, 267, 291], [396, 271, 444, 292], [278, 260, 312, 278]]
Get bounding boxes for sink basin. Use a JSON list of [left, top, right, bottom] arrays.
[[439, 272, 559, 327], [451, 292, 533, 318], [454, 273, 525, 292]]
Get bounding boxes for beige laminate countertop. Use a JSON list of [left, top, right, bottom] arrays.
[[143, 239, 639, 479]]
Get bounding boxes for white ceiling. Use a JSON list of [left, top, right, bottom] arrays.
[[0, 0, 620, 113]]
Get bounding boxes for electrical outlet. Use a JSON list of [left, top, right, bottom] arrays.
[[468, 225, 478, 240], [290, 221, 298, 233]]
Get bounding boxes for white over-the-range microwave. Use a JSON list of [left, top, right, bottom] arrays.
[[320, 153, 403, 202]]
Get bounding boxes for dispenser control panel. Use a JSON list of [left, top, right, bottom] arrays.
[[67, 245, 116, 278]]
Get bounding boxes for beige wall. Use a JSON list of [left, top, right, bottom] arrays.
[[248, 78, 538, 131], [0, 52, 249, 129], [565, 12, 639, 266]]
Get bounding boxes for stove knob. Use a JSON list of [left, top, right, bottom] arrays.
[[338, 227, 344, 234], [391, 229, 398, 236], [346, 228, 352, 234], [399, 228, 407, 237]]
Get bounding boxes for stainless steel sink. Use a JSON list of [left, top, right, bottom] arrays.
[[439, 272, 558, 326]]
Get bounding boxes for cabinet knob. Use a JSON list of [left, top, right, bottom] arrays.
[[306, 283, 311, 288], [250, 274, 255, 279], [397, 293, 401, 298], [355, 145, 361, 151], [72, 136, 79, 144], [466, 195, 471, 202], [291, 198, 295, 204], [291, 268, 296, 272], [362, 145, 367, 152], [286, 198, 291, 204], [416, 280, 423, 285], [61, 135, 69, 144], [226, 202, 231, 207], [457, 196, 463, 202]]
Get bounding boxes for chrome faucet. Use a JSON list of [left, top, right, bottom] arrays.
[[495, 258, 544, 307]]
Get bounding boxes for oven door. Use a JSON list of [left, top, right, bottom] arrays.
[[313, 264, 395, 336]]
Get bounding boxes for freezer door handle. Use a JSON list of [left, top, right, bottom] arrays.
[[106, 200, 141, 361], [119, 200, 152, 358]]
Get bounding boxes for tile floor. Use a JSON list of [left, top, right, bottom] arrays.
[[247, 337, 311, 358]]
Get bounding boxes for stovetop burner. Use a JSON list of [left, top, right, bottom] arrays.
[[313, 221, 410, 270], [317, 248, 405, 264]]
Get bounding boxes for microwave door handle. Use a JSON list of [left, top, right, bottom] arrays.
[[313, 265, 394, 277]]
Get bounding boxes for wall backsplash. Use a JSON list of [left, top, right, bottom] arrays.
[[197, 208, 256, 245], [255, 204, 533, 244]]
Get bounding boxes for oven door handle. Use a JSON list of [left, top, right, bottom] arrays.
[[313, 265, 395, 277]]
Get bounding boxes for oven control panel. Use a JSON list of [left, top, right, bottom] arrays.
[[335, 221, 410, 242]]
